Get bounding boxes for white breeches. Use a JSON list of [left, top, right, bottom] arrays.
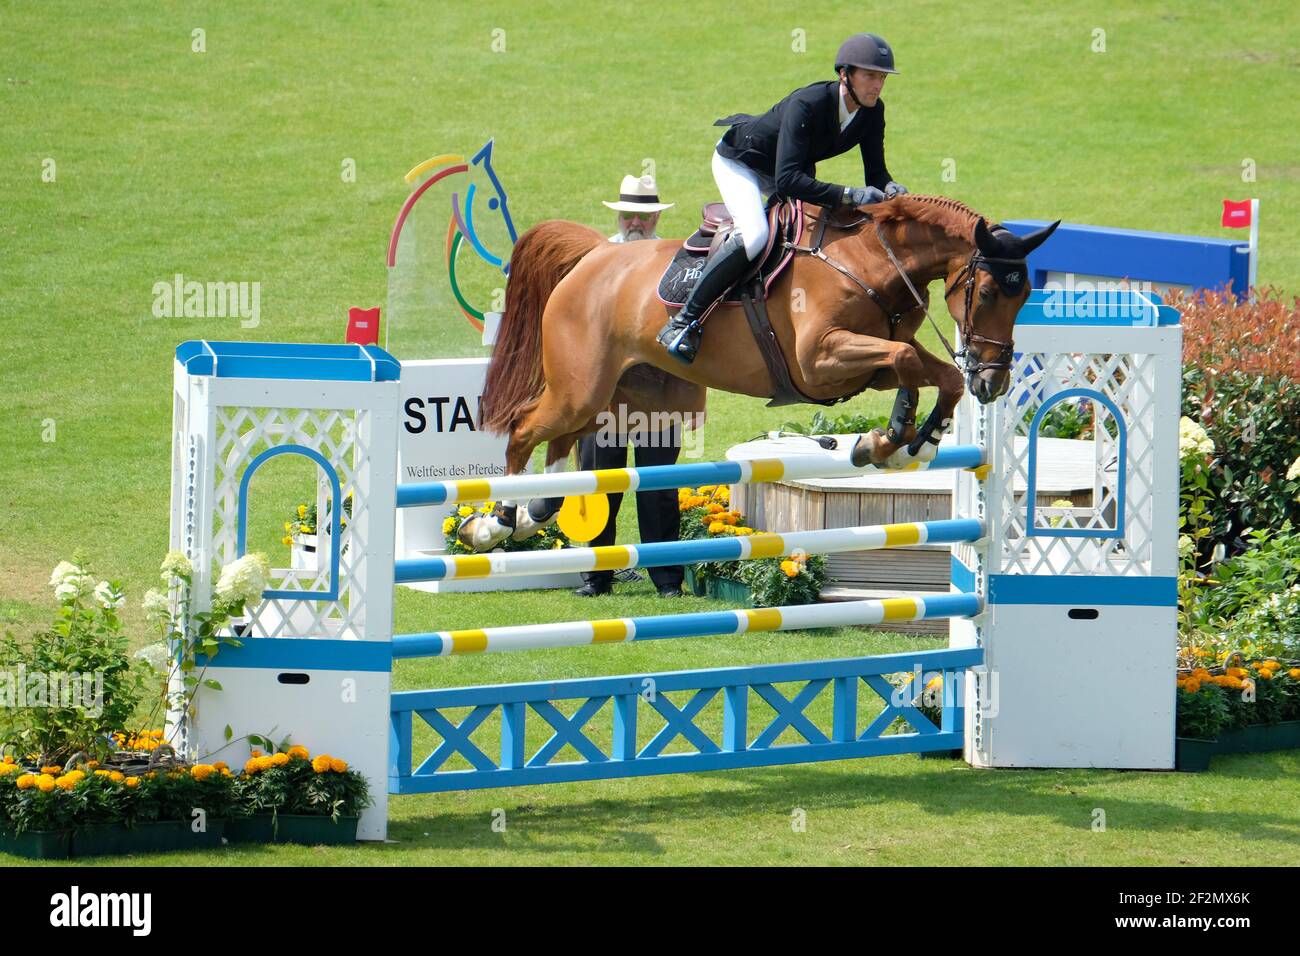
[[712, 147, 776, 261]]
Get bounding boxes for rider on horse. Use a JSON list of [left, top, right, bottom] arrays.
[[657, 32, 909, 365]]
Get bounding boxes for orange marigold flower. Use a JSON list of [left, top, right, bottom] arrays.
[[16, 774, 37, 790], [287, 746, 309, 761], [709, 522, 726, 534], [41, 765, 62, 775], [109, 771, 125, 782], [243, 758, 262, 775], [55, 775, 77, 790], [213, 761, 229, 771], [125, 777, 140, 788], [36, 774, 56, 793], [329, 758, 348, 773], [312, 755, 332, 773], [707, 503, 724, 514], [1184, 678, 1201, 693], [1257, 669, 1274, 680], [270, 753, 290, 767], [1289, 669, 1300, 680], [191, 765, 215, 781]]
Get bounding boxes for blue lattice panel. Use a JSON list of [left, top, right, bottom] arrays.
[[389, 647, 982, 794]]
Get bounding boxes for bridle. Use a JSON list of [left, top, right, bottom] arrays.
[[791, 209, 1023, 376], [936, 249, 1021, 375]]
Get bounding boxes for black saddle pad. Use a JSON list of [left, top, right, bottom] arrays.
[[656, 222, 798, 308]]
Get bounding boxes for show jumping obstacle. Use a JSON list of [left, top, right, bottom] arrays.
[[167, 290, 1181, 841]]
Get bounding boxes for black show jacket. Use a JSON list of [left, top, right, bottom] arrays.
[[715, 80, 892, 208]]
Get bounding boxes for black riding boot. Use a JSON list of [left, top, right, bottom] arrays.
[[656, 232, 751, 365]]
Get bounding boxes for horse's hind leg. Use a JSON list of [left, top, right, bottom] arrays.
[[459, 368, 624, 550], [510, 430, 582, 541]]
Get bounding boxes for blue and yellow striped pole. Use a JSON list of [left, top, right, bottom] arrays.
[[394, 444, 985, 508], [392, 592, 982, 658], [394, 517, 984, 583]]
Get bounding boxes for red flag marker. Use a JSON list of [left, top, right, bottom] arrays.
[[1221, 199, 1253, 228], [346, 307, 381, 346]]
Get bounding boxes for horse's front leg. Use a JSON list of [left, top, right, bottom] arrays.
[[800, 328, 936, 468], [905, 338, 964, 456]]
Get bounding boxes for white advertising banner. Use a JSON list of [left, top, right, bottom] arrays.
[[396, 358, 580, 592]]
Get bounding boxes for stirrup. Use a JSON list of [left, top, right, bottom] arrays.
[[662, 321, 701, 364]]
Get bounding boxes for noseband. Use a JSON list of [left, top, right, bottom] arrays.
[[941, 253, 1022, 375]]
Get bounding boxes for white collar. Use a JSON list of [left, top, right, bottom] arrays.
[[838, 84, 855, 130]]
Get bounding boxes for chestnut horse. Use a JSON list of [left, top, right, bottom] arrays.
[[461, 195, 1058, 550]]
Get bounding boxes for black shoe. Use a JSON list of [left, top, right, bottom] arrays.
[[656, 231, 751, 365], [613, 568, 644, 584], [656, 585, 684, 598], [573, 582, 612, 597]]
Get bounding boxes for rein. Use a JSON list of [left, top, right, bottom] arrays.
[[790, 210, 1019, 375]]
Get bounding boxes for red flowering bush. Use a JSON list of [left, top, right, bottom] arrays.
[[1172, 288, 1300, 559]]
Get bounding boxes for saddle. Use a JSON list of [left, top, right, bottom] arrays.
[[656, 199, 847, 408], [655, 199, 801, 308]]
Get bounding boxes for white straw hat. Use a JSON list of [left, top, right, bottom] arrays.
[[603, 174, 674, 212]]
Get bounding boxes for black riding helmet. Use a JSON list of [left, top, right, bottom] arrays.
[[834, 33, 900, 75]]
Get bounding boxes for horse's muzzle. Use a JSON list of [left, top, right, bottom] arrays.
[[968, 368, 1010, 404]]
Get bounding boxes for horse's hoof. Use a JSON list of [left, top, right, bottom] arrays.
[[850, 430, 887, 468], [456, 515, 513, 552], [510, 504, 557, 541]]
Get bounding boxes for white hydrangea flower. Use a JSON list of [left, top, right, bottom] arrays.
[[54, 581, 80, 601], [160, 551, 193, 581], [1178, 417, 1214, 460], [133, 642, 172, 673], [93, 581, 124, 610], [1287, 456, 1300, 482], [214, 552, 271, 608], [49, 560, 80, 588], [142, 588, 171, 624]]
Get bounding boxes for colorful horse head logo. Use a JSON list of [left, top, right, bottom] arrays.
[[387, 139, 519, 334]]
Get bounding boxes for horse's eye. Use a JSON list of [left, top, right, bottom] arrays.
[[979, 286, 997, 302]]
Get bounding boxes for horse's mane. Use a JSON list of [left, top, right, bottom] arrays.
[[869, 194, 982, 241]]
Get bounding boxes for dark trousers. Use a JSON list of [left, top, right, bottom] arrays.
[[578, 429, 683, 590]]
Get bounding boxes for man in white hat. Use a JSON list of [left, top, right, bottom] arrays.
[[575, 174, 685, 598], [604, 173, 674, 243]]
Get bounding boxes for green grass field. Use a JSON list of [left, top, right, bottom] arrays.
[[3, 1, 1300, 866]]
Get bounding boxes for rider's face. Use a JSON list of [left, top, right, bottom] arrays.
[[846, 67, 887, 106]]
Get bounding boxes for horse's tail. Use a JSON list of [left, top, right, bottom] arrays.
[[479, 220, 605, 435]]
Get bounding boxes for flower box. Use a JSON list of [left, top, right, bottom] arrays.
[[225, 814, 277, 844], [272, 814, 359, 845], [682, 567, 754, 606], [682, 566, 707, 597], [1176, 720, 1300, 771], [68, 819, 227, 858], [0, 828, 72, 860]]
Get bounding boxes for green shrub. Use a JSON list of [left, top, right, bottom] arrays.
[[0, 558, 150, 764]]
